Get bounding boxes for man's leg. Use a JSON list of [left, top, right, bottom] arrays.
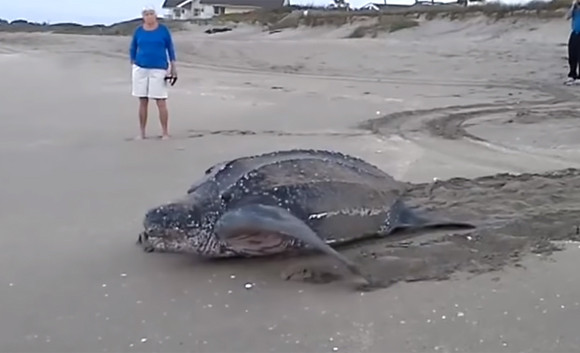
[[149, 69, 170, 139], [138, 98, 149, 139], [574, 34, 580, 82], [155, 99, 169, 139], [132, 65, 150, 139], [568, 32, 579, 81]]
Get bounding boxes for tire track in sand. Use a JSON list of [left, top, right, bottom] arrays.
[[358, 85, 580, 172]]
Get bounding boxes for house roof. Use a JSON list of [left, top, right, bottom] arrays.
[[362, 2, 413, 8], [163, 0, 285, 8], [199, 0, 285, 8], [162, 0, 188, 8], [200, 0, 284, 9]]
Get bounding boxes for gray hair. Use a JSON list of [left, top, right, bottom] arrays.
[[142, 5, 157, 15]]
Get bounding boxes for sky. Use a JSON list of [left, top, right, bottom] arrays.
[[1, 0, 535, 25]]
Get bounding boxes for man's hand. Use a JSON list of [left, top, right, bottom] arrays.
[[170, 63, 177, 78], [165, 63, 178, 86]]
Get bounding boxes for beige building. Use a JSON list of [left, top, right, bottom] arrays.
[[162, 0, 288, 20]]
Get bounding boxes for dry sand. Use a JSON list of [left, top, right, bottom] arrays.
[[2, 14, 580, 352]]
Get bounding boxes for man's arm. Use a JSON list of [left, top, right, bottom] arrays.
[[566, 1, 576, 20], [164, 26, 177, 72], [129, 29, 138, 64]]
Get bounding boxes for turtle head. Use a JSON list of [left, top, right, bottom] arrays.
[[138, 199, 210, 254]]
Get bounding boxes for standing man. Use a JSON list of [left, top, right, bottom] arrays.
[[566, 0, 580, 85], [130, 5, 177, 140]]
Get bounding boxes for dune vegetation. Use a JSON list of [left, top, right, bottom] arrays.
[[0, 0, 571, 38]]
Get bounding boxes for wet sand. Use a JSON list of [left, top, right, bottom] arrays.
[[2, 15, 580, 352]]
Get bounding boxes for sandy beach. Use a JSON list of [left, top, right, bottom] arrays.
[[2, 12, 580, 352]]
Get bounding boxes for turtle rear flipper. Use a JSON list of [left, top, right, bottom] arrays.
[[381, 199, 475, 235], [214, 203, 374, 286]]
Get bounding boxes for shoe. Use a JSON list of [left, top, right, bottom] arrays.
[[565, 77, 576, 85]]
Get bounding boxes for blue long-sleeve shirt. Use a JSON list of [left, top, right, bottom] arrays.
[[130, 24, 176, 70], [573, 7, 580, 33]]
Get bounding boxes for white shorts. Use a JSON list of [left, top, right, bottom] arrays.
[[131, 64, 168, 99]]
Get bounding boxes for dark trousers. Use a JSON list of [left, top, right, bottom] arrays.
[[568, 31, 580, 78]]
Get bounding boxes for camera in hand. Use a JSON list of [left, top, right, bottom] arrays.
[[164, 75, 178, 86]]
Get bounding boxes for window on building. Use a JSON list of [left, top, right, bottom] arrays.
[[213, 6, 225, 15]]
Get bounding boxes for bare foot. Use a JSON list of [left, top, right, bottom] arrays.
[[161, 134, 170, 140]]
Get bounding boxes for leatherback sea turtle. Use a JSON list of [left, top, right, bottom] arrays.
[[137, 149, 473, 286]]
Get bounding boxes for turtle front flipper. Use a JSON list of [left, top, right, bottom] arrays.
[[214, 204, 375, 286]]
